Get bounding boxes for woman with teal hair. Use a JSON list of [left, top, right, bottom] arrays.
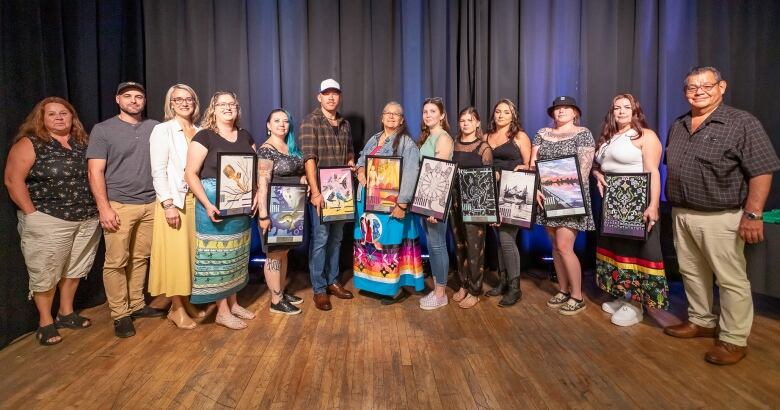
[[256, 109, 306, 315]]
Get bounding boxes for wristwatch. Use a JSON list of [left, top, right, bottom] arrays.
[[744, 210, 763, 221]]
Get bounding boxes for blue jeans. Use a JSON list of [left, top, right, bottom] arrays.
[[308, 203, 345, 294], [425, 220, 449, 286]]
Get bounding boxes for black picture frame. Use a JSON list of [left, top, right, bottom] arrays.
[[497, 169, 538, 229], [264, 183, 307, 246], [216, 152, 257, 217], [410, 156, 458, 221], [601, 172, 650, 240], [536, 155, 587, 219], [317, 166, 356, 223], [457, 166, 498, 224], [365, 155, 403, 214]]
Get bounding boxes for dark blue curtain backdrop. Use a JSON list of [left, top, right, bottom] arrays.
[[2, 0, 779, 348]]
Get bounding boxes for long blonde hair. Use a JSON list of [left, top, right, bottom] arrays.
[[199, 91, 241, 131], [163, 84, 200, 122], [14, 97, 88, 144]]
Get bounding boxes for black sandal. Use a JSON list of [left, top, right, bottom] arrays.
[[36, 323, 62, 346], [55, 312, 91, 329]]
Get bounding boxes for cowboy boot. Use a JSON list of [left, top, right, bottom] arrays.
[[498, 278, 522, 307], [486, 270, 507, 297]]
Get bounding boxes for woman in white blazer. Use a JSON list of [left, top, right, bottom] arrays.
[[148, 84, 203, 329]]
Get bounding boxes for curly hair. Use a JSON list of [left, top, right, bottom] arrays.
[[418, 97, 450, 147], [199, 91, 241, 132], [14, 97, 88, 144], [486, 98, 523, 139], [597, 94, 649, 150]]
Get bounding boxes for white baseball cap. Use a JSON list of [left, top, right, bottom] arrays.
[[320, 79, 341, 93]]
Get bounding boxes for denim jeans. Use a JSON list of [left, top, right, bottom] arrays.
[[425, 220, 449, 286], [308, 203, 345, 294]]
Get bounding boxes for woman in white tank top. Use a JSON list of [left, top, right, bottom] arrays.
[[592, 94, 672, 327]]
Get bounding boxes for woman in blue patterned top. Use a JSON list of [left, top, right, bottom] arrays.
[[5, 97, 100, 345]]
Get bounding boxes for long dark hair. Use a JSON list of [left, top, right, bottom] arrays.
[[266, 108, 302, 157], [418, 97, 450, 147], [457, 106, 482, 141], [597, 94, 648, 150], [486, 98, 523, 139], [382, 101, 413, 156]]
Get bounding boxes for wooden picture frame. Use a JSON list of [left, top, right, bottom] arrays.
[[410, 156, 458, 221], [365, 155, 403, 214], [265, 183, 307, 246], [601, 172, 650, 240], [497, 169, 537, 229], [457, 166, 498, 224], [536, 155, 587, 219], [317, 166, 355, 223], [216, 152, 257, 217]]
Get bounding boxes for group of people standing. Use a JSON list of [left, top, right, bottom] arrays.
[[6, 66, 778, 366]]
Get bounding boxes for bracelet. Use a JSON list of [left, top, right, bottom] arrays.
[[259, 216, 270, 221], [162, 203, 176, 210], [396, 204, 407, 210]]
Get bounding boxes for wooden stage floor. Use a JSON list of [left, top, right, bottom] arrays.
[[1, 269, 779, 409]]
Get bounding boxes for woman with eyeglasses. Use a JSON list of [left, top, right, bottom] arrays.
[[484, 99, 532, 307], [185, 92, 257, 330], [148, 84, 205, 329], [353, 102, 424, 304], [417, 97, 454, 310], [592, 94, 669, 327], [531, 96, 595, 316]]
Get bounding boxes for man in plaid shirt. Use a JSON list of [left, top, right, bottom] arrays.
[[300, 79, 355, 311], [663, 66, 780, 365]]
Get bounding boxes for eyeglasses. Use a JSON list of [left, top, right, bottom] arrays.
[[171, 97, 195, 105], [383, 112, 402, 118], [684, 83, 720, 94], [215, 102, 239, 109]]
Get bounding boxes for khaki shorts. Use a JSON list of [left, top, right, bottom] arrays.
[[17, 211, 101, 293]]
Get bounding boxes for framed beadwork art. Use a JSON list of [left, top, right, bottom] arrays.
[[410, 156, 458, 221], [216, 152, 257, 217], [365, 156, 403, 213], [317, 166, 355, 223], [536, 155, 587, 219], [457, 166, 498, 224], [265, 183, 307, 246], [497, 169, 537, 228], [601, 172, 650, 240]]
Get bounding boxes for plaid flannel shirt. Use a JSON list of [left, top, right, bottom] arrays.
[[299, 107, 354, 167]]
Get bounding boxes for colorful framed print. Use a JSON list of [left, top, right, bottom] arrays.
[[317, 166, 355, 223], [497, 169, 537, 228], [365, 156, 403, 214], [536, 155, 587, 219], [411, 156, 458, 221], [265, 183, 307, 246], [216, 152, 257, 217], [457, 166, 498, 224], [601, 172, 650, 240]]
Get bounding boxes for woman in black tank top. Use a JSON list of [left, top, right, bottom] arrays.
[[484, 99, 532, 306]]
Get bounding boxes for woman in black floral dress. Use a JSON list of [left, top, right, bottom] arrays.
[[5, 97, 100, 345], [256, 109, 306, 315], [530, 96, 595, 316]]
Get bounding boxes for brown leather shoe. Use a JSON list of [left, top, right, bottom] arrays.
[[314, 293, 332, 311], [705, 340, 747, 365], [663, 321, 717, 338], [327, 283, 354, 299]]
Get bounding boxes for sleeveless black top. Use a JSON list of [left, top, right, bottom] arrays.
[[492, 139, 523, 171]]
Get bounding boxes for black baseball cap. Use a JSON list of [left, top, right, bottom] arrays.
[[116, 81, 146, 95], [547, 96, 581, 118]]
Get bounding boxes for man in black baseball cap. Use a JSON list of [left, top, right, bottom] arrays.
[[116, 81, 146, 95]]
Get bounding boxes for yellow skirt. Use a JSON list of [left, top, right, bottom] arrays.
[[148, 193, 196, 297]]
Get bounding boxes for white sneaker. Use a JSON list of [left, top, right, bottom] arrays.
[[601, 300, 625, 314], [610, 304, 643, 327]]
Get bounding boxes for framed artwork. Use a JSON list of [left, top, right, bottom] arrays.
[[265, 183, 307, 246], [216, 152, 257, 217], [317, 166, 355, 223], [410, 156, 458, 221], [536, 155, 587, 219], [601, 172, 650, 240], [498, 169, 537, 229], [457, 166, 498, 224], [365, 155, 402, 213]]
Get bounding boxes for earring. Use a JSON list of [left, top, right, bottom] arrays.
[[267, 130, 271, 136]]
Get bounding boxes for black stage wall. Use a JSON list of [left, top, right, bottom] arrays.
[[1, 0, 779, 348]]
